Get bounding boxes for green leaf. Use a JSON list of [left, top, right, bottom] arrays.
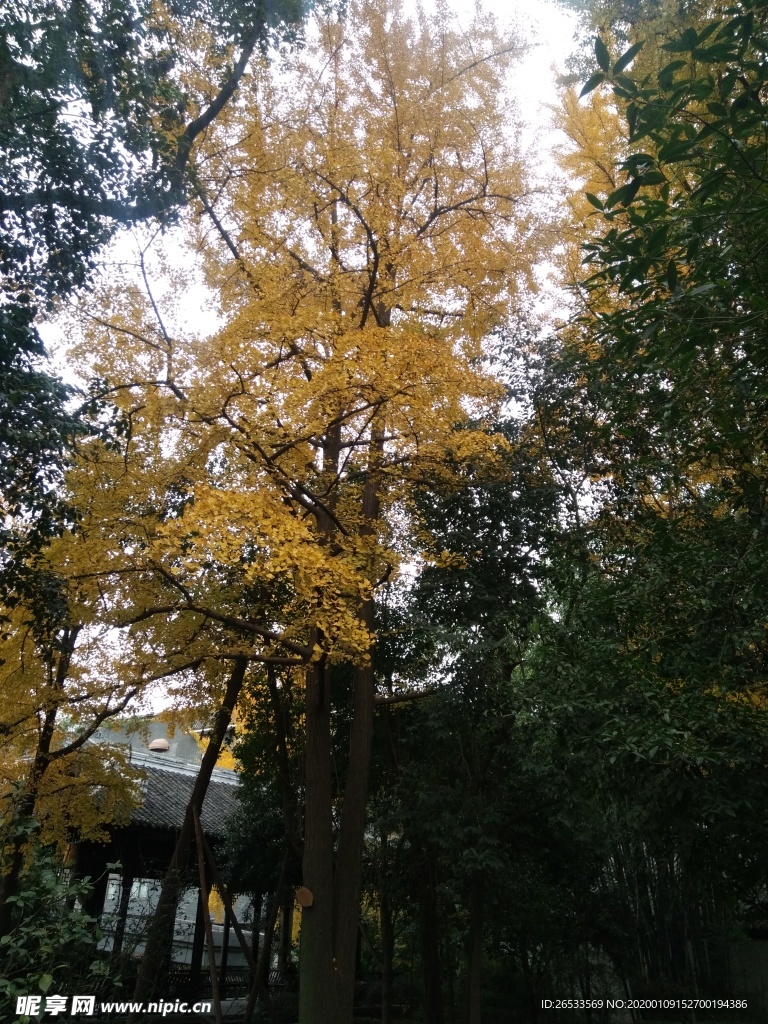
[[662, 27, 699, 53], [658, 59, 687, 88], [666, 260, 678, 291], [38, 974, 53, 993], [626, 103, 638, 137], [719, 71, 738, 99], [613, 41, 644, 74], [585, 193, 604, 211], [621, 177, 643, 207], [687, 282, 716, 296], [641, 170, 667, 185], [595, 36, 611, 72], [580, 71, 605, 98], [614, 74, 638, 95]]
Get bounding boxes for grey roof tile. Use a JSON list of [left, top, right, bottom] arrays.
[[131, 764, 238, 837]]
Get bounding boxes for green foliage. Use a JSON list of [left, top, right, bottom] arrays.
[[522, 0, 768, 1000], [0, 822, 107, 1009], [560, 0, 768, 708], [223, 674, 300, 895]]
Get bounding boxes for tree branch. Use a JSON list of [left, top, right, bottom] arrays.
[[173, 23, 263, 179]]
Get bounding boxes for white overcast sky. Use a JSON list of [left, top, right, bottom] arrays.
[[450, 0, 579, 152]]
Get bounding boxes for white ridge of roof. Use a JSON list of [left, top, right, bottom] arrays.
[[128, 748, 239, 786]]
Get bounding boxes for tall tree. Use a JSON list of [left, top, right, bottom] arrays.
[[527, 0, 768, 995], [70, 1, 545, 1018]]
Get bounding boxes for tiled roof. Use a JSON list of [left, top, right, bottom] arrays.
[[129, 755, 239, 837]]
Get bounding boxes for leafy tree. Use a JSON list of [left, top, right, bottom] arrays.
[[0, 0, 308, 602], [0, 825, 109, 1011], [363, 425, 571, 1023], [559, 1, 768, 704], [525, 0, 768, 999], [0, 407, 275, 940], [68, 1, 546, 1018]]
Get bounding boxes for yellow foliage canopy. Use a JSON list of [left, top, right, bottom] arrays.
[[68, 0, 545, 668]]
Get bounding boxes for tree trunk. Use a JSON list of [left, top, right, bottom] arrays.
[[298, 636, 376, 1024], [133, 656, 247, 1002], [279, 890, 294, 970], [245, 850, 288, 1023], [112, 871, 135, 956], [299, 418, 381, 1024], [332, 648, 376, 1021], [420, 849, 445, 1024], [466, 872, 483, 1024], [380, 876, 395, 1024], [467, 872, 484, 1024], [298, 657, 335, 1024]]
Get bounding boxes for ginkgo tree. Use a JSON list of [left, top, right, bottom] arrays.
[[70, 1, 545, 1019]]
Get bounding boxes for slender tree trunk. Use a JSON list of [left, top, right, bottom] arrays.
[[420, 849, 445, 1024], [299, 411, 383, 1024], [279, 891, 293, 970], [331, 436, 382, 1022], [251, 893, 262, 966], [133, 656, 247, 1002], [193, 806, 223, 1024], [380, 878, 395, 1024], [266, 665, 303, 859], [245, 850, 288, 1024], [467, 872, 484, 1024], [298, 607, 377, 1024], [112, 872, 135, 956]]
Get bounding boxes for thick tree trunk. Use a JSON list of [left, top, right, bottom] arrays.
[[133, 657, 247, 1002], [298, 657, 335, 1024], [332, 646, 376, 1021]]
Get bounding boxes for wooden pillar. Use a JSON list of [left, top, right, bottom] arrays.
[[190, 888, 206, 998], [79, 847, 110, 922], [279, 894, 293, 970], [219, 905, 231, 999], [113, 872, 135, 956]]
